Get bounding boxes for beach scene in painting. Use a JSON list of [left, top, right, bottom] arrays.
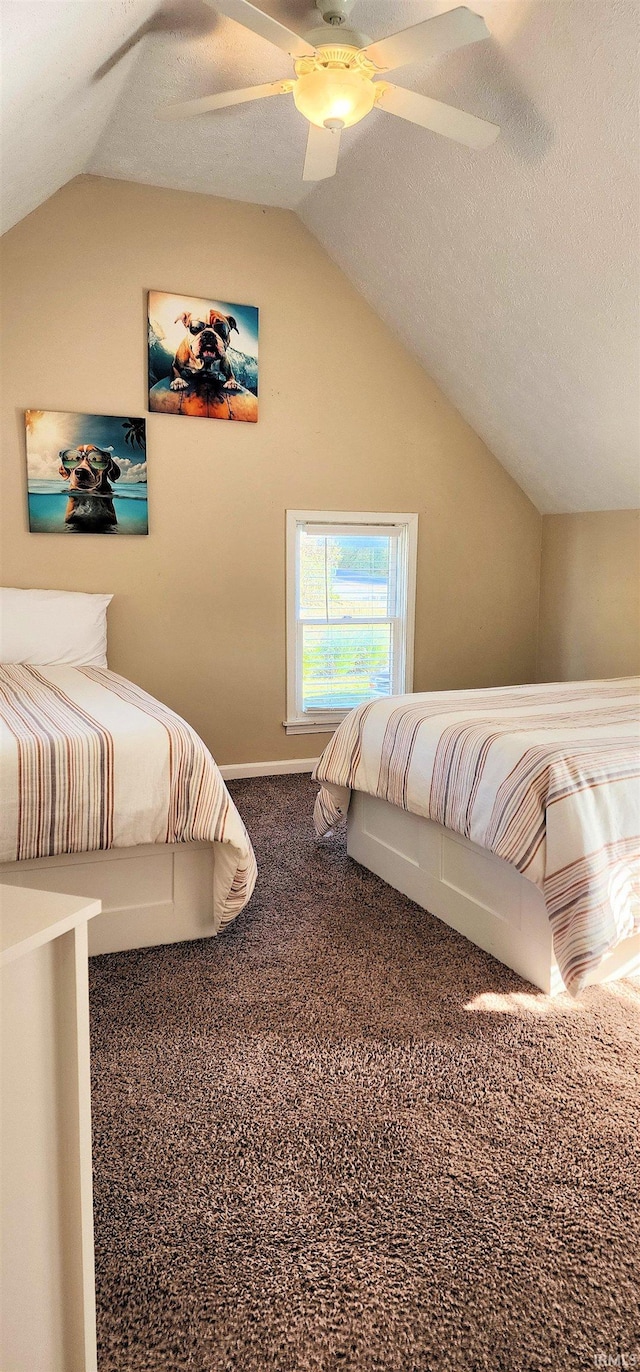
[[25, 410, 148, 535]]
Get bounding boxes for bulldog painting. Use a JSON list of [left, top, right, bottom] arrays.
[[148, 290, 259, 421], [25, 411, 148, 535]]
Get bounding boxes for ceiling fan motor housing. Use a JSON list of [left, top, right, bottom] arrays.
[[303, 28, 373, 57], [310, 3, 372, 47], [315, 0, 356, 24]]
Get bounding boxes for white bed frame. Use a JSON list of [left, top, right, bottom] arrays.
[[0, 843, 216, 957], [347, 790, 640, 995], [3, 792, 638, 989]]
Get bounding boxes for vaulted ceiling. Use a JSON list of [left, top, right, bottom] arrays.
[[2, 0, 639, 512]]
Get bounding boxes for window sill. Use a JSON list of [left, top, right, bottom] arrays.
[[283, 718, 343, 736]]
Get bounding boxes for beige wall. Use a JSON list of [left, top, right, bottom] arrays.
[[537, 511, 640, 682], [0, 175, 541, 764]]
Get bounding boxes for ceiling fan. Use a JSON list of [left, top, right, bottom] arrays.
[[158, 0, 500, 181]]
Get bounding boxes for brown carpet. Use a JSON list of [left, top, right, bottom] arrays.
[[90, 775, 640, 1372]]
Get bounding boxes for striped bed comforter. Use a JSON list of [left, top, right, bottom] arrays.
[[313, 678, 640, 995], [0, 664, 257, 930]]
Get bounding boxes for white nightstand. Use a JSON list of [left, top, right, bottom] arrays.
[[1, 884, 101, 1372]]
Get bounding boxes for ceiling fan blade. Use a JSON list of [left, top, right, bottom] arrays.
[[303, 122, 341, 181], [157, 79, 293, 120], [376, 82, 499, 149], [204, 0, 315, 58], [361, 7, 489, 73]]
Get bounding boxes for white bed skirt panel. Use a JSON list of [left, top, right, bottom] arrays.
[[347, 791, 640, 996], [0, 843, 216, 957]]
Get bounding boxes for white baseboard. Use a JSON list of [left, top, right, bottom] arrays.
[[219, 758, 319, 781]]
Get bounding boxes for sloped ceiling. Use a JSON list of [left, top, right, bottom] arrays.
[[2, 0, 639, 512], [1, 0, 158, 230]]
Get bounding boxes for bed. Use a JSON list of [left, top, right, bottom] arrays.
[[0, 663, 257, 956], [313, 678, 640, 996]]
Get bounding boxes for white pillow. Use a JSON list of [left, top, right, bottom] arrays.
[[0, 588, 113, 667]]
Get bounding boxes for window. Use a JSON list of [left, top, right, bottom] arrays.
[[285, 510, 418, 735]]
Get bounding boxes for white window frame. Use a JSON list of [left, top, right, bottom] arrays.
[[284, 509, 418, 736]]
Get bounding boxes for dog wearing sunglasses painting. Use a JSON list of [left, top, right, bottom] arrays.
[[58, 444, 121, 530]]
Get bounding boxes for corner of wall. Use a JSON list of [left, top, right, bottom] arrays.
[[534, 513, 546, 682]]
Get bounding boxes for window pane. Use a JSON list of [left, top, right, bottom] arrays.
[[299, 531, 394, 621], [302, 623, 393, 711], [299, 533, 329, 618]]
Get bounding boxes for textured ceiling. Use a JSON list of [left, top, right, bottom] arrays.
[[1, 0, 158, 230], [300, 0, 640, 512], [2, 0, 639, 511]]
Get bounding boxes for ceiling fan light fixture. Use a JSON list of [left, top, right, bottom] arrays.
[[163, 2, 500, 181], [293, 66, 376, 130]]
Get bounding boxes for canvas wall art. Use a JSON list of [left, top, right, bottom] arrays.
[[25, 410, 148, 535], [148, 290, 259, 421]]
